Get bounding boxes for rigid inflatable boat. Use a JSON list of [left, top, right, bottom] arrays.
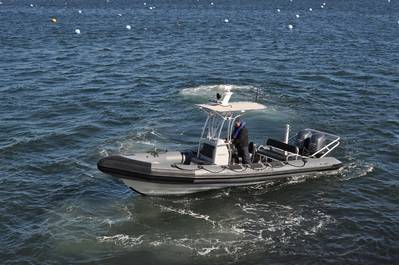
[[98, 86, 342, 196]]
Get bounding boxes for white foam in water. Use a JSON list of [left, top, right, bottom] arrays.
[[143, 2, 146, 5], [146, 218, 317, 258], [210, 2, 214, 5], [123, 205, 133, 220], [160, 206, 217, 227], [150, 129, 166, 139], [120, 139, 156, 152], [234, 202, 334, 238], [361, 165, 374, 176], [101, 205, 134, 227], [0, 2, 3, 5], [180, 84, 255, 98], [110, 128, 169, 154], [231, 224, 246, 234], [286, 175, 307, 184], [149, 240, 163, 247], [99, 148, 108, 157], [75, 29, 81, 34], [118, 13, 122, 16], [173, 238, 196, 251], [197, 246, 219, 256], [98, 234, 144, 248], [338, 161, 374, 181], [126, 25, 131, 30], [172, 238, 228, 256]]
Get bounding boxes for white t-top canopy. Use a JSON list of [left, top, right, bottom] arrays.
[[197, 102, 266, 113]]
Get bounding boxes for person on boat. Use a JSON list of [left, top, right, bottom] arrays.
[[232, 117, 250, 164]]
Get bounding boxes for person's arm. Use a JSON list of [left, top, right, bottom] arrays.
[[232, 128, 239, 145]]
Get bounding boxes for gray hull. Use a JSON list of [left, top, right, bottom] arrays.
[[98, 153, 343, 196]]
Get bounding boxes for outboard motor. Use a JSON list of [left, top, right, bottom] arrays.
[[296, 129, 312, 155], [308, 133, 327, 157]]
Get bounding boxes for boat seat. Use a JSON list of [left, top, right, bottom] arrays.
[[266, 139, 299, 153], [257, 139, 299, 161]]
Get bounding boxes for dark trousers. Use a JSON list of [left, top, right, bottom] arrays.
[[235, 145, 250, 164]]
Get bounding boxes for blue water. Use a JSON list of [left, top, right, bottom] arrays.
[[1, 0, 398, 264]]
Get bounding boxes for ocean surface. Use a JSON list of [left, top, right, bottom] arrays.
[[1, 0, 398, 264]]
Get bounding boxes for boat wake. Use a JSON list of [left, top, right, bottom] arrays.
[[97, 128, 170, 157], [95, 200, 334, 261], [97, 234, 144, 248], [159, 206, 217, 227], [338, 161, 374, 181], [180, 84, 258, 100]]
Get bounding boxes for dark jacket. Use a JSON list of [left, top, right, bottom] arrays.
[[232, 126, 249, 147]]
